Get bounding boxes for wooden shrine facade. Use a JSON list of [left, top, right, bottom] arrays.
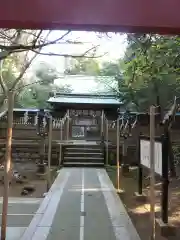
[[48, 93, 121, 141]]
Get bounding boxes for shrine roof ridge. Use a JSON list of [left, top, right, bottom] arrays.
[[54, 93, 118, 98], [47, 93, 122, 105]]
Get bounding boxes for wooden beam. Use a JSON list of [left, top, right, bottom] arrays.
[[0, 1, 180, 33]]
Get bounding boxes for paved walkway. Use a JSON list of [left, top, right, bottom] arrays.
[[0, 198, 42, 240], [21, 168, 141, 240]]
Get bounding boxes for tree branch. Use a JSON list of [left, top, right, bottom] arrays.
[[10, 53, 38, 90], [30, 50, 106, 59], [0, 31, 71, 52], [15, 79, 51, 91], [8, 30, 54, 91]]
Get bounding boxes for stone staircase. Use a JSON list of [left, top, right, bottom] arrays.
[[63, 143, 105, 167]]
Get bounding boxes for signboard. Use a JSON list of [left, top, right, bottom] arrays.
[[140, 139, 162, 176], [0, 1, 180, 33]]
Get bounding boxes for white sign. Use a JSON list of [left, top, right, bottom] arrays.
[[140, 139, 162, 176]]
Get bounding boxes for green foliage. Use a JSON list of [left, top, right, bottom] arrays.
[[17, 62, 72, 108], [35, 62, 59, 85], [65, 58, 100, 75], [121, 34, 180, 111], [98, 34, 180, 112], [99, 62, 121, 76], [0, 56, 25, 107], [17, 84, 72, 109]]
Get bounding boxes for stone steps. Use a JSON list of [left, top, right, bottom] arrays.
[[63, 162, 104, 167], [65, 147, 102, 153], [64, 152, 103, 159], [63, 143, 105, 167], [64, 156, 104, 163]]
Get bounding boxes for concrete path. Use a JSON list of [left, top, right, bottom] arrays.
[[21, 168, 141, 240], [0, 198, 42, 240]]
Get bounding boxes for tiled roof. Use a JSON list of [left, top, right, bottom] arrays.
[[47, 94, 121, 105]]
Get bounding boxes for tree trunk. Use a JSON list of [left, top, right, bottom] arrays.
[[1, 91, 14, 240]]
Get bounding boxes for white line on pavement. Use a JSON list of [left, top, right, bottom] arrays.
[[80, 168, 85, 240]]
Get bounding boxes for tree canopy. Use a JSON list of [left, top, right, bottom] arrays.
[[65, 58, 100, 75], [68, 34, 180, 112], [118, 34, 180, 111], [17, 62, 72, 108]]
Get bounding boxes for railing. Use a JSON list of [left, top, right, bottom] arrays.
[[13, 115, 65, 129], [0, 110, 70, 131]]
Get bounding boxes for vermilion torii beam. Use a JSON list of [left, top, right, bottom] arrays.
[[0, 0, 180, 33]]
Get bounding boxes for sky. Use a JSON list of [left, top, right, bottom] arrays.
[[33, 31, 127, 71], [31, 31, 127, 93]]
